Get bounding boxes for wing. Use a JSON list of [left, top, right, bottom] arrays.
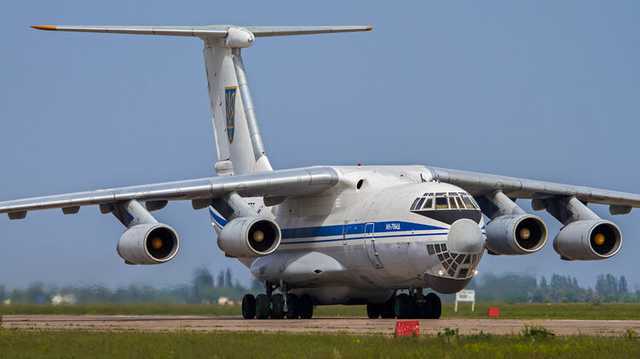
[[0, 167, 339, 219], [427, 166, 640, 214]]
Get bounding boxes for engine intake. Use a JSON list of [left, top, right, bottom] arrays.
[[218, 217, 281, 257], [117, 223, 180, 264], [485, 214, 548, 255], [553, 220, 622, 260]]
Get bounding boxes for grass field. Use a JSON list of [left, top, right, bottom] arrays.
[[0, 329, 638, 358], [2, 303, 640, 320]]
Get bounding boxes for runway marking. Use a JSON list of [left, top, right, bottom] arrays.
[[3, 315, 640, 336]]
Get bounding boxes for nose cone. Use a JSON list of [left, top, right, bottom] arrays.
[[447, 218, 484, 254]]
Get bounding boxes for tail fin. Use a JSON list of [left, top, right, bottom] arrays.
[[32, 24, 372, 176]]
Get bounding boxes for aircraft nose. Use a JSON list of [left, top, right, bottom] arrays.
[[447, 218, 484, 254]]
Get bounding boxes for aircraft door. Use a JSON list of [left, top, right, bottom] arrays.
[[364, 223, 384, 269]]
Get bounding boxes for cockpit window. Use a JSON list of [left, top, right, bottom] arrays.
[[461, 195, 479, 209], [410, 198, 421, 210], [435, 196, 448, 209], [411, 192, 480, 212], [423, 197, 433, 210], [455, 196, 465, 209], [448, 194, 459, 209]]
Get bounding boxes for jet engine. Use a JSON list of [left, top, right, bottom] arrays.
[[485, 214, 548, 255], [117, 223, 180, 264], [553, 219, 622, 260], [218, 217, 281, 257]]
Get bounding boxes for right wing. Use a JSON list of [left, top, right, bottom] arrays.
[[0, 167, 339, 219]]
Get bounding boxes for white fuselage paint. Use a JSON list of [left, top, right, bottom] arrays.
[[210, 165, 486, 305]]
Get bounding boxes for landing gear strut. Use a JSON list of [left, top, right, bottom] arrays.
[[241, 281, 314, 320]]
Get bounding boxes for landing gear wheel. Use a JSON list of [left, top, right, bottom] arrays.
[[255, 294, 271, 319], [286, 294, 299, 319], [366, 303, 381, 319], [299, 294, 314, 319], [270, 294, 285, 319], [241, 294, 256, 319], [380, 296, 396, 319], [425, 292, 441, 319], [395, 293, 414, 319]]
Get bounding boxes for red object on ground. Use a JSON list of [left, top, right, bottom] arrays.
[[487, 307, 501, 318], [395, 320, 420, 337]]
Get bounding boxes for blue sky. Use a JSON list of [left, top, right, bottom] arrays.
[[1, 1, 639, 289]]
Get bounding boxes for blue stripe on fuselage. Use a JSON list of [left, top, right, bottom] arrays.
[[281, 221, 446, 239]]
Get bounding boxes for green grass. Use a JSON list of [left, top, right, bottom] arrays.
[[2, 303, 640, 320], [0, 329, 638, 358]]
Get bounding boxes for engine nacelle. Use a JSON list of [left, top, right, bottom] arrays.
[[218, 217, 281, 257], [553, 220, 622, 260], [225, 27, 255, 48], [117, 223, 180, 265], [485, 214, 548, 255]]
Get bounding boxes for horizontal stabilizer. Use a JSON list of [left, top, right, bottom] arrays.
[[31, 24, 372, 38]]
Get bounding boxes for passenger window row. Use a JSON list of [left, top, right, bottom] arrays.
[[410, 192, 480, 211]]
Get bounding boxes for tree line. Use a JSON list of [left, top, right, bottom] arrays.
[[466, 273, 637, 303], [0, 267, 252, 305], [0, 270, 636, 305]]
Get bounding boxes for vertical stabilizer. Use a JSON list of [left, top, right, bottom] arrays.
[[203, 40, 272, 176]]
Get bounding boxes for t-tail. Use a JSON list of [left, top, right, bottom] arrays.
[[32, 24, 372, 176]]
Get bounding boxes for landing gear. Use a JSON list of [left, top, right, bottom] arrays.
[[368, 290, 441, 319], [241, 281, 314, 320], [285, 294, 299, 319], [241, 294, 256, 319], [298, 294, 314, 319], [255, 293, 271, 319], [270, 293, 285, 319]]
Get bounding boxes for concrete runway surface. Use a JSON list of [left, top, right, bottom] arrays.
[[3, 315, 640, 336]]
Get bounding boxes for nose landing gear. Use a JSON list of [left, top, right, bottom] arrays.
[[367, 289, 441, 319]]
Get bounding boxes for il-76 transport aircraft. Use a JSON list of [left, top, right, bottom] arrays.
[[2, 24, 639, 320]]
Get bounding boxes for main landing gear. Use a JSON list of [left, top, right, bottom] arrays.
[[367, 290, 442, 319], [241, 281, 314, 320]]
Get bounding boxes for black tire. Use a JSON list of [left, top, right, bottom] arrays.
[[380, 296, 396, 319], [286, 294, 299, 319], [366, 303, 381, 319], [394, 293, 413, 319], [299, 294, 314, 319], [270, 294, 285, 319], [241, 294, 256, 319], [425, 292, 442, 319], [256, 294, 271, 319]]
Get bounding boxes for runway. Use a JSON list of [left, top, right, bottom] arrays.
[[3, 315, 640, 336]]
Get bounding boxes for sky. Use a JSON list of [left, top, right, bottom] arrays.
[[1, 1, 639, 290]]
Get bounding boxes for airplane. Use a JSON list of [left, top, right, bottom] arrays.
[[2, 23, 638, 320]]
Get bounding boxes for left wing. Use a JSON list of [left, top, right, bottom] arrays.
[[0, 167, 339, 219], [427, 166, 640, 214]]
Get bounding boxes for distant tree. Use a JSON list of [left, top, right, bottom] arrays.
[[619, 276, 629, 295], [193, 267, 215, 303], [224, 268, 233, 288], [216, 270, 225, 288]]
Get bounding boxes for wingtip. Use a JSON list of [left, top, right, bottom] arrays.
[[31, 25, 58, 31]]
